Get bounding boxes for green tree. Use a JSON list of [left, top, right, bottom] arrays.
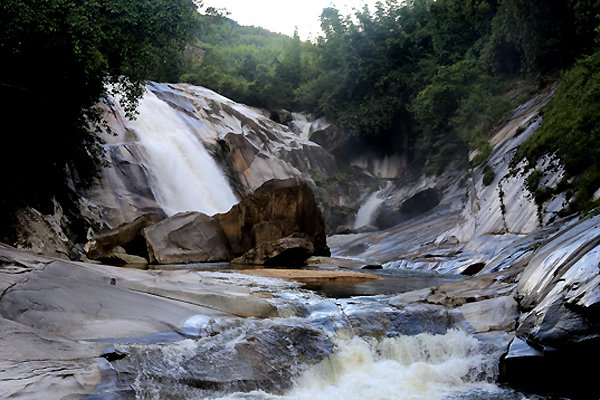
[[0, 0, 197, 239], [484, 0, 600, 75]]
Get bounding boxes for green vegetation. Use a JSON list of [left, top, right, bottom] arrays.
[[181, 11, 315, 110], [482, 164, 496, 186], [0, 0, 198, 239], [187, 0, 600, 182], [514, 43, 600, 213]]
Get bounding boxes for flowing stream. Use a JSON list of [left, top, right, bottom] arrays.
[[98, 86, 540, 400], [125, 88, 238, 216], [98, 271, 537, 400]]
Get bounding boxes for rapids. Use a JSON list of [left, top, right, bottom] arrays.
[[217, 330, 507, 400]]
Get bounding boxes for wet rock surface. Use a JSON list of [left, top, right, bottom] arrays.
[[110, 321, 336, 398]]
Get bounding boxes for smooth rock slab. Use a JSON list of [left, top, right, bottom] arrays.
[[0, 315, 104, 400], [456, 295, 518, 334]]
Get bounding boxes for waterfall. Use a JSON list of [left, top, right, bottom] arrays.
[[124, 88, 238, 216], [354, 182, 393, 229]]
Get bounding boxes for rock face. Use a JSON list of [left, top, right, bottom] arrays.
[[498, 214, 600, 398]]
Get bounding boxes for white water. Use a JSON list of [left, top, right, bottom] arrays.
[[126, 89, 238, 216], [215, 330, 513, 400], [354, 182, 393, 229]]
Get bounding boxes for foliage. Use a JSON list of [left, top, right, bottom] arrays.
[[0, 0, 197, 239], [483, 0, 600, 75], [514, 46, 600, 213], [4, 0, 599, 238], [183, 0, 600, 180], [180, 13, 316, 110], [482, 164, 496, 186]]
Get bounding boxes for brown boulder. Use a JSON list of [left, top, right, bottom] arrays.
[[215, 178, 330, 258], [231, 237, 315, 266]]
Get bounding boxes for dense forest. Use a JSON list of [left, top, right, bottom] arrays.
[[184, 0, 600, 214], [1, 0, 600, 239]]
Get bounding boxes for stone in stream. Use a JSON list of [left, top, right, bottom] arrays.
[[109, 320, 335, 398]]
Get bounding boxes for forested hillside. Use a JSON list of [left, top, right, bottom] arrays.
[[185, 0, 600, 214]]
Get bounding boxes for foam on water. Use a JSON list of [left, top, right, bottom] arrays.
[[213, 330, 516, 400]]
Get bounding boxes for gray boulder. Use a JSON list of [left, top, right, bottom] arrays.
[[144, 211, 233, 264]]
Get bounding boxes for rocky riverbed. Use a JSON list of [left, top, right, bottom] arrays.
[[3, 81, 599, 399], [2, 209, 599, 399]]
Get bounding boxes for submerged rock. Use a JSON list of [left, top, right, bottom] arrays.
[[110, 320, 335, 398]]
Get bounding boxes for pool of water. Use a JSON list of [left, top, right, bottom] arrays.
[[301, 268, 466, 298]]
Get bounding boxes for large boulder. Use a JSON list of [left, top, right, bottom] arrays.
[[215, 178, 330, 258], [84, 213, 162, 264], [143, 211, 233, 264]]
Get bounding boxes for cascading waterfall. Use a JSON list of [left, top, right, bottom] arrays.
[[276, 330, 503, 400], [124, 88, 238, 216], [354, 182, 394, 229], [123, 329, 518, 400]]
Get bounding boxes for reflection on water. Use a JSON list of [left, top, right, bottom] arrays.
[[302, 268, 466, 298], [150, 262, 466, 299]]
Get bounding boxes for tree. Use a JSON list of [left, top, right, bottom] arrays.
[[0, 0, 197, 239]]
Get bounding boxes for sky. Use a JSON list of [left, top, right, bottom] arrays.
[[201, 0, 380, 40]]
